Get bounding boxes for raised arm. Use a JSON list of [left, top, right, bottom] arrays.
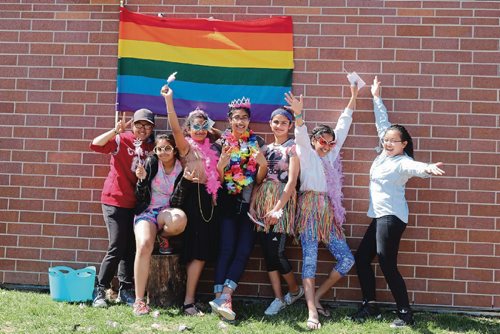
[[92, 112, 132, 146], [161, 85, 190, 156], [332, 85, 358, 154], [371, 76, 391, 139]]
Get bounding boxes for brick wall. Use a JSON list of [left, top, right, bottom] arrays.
[[0, 0, 499, 310]]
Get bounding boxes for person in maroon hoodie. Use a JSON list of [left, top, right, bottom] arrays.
[[89, 109, 155, 308]]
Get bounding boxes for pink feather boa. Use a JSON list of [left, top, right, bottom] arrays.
[[320, 154, 346, 236], [186, 137, 221, 201]]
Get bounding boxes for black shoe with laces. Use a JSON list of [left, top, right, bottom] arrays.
[[390, 308, 415, 328], [92, 286, 107, 308], [350, 300, 382, 322]]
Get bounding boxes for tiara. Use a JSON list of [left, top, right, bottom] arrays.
[[228, 97, 251, 109]]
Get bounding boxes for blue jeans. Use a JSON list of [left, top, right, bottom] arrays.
[[213, 201, 256, 291], [301, 228, 354, 279]]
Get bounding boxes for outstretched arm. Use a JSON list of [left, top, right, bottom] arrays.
[[161, 85, 190, 156], [371, 76, 392, 139]]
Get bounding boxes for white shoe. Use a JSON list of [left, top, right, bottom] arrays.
[[284, 286, 304, 305], [264, 298, 286, 316]]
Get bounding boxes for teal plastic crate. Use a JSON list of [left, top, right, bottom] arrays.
[[48, 266, 96, 302]]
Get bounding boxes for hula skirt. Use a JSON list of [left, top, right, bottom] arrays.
[[295, 190, 344, 244], [253, 181, 296, 235]]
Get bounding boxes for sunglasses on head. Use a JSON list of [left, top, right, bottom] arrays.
[[316, 135, 336, 147], [154, 145, 174, 154], [190, 121, 210, 131]]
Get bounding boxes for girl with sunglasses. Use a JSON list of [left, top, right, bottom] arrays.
[[133, 134, 187, 316], [285, 83, 358, 330], [250, 108, 304, 316], [350, 77, 445, 328], [209, 97, 268, 321], [161, 85, 222, 316]]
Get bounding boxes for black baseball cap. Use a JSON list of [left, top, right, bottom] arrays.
[[133, 108, 155, 125]]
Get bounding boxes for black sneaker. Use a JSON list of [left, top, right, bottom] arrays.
[[92, 287, 107, 308], [390, 308, 415, 328], [116, 288, 135, 306], [350, 300, 381, 322]]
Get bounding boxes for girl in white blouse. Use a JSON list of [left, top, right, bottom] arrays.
[[285, 83, 358, 330], [351, 76, 444, 328]]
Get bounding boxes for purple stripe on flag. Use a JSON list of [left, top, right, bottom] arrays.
[[117, 93, 283, 122]]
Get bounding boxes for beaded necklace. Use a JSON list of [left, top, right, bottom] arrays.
[[221, 129, 258, 195]]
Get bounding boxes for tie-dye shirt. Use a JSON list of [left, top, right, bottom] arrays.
[[148, 159, 183, 210]]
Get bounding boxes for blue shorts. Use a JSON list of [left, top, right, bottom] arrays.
[[134, 208, 163, 231]]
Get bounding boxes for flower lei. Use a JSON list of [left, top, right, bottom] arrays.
[[221, 129, 258, 194], [186, 137, 221, 201]]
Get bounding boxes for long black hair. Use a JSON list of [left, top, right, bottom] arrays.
[[387, 124, 414, 159]]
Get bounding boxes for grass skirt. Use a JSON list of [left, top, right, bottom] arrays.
[[295, 190, 344, 244], [253, 181, 296, 235]]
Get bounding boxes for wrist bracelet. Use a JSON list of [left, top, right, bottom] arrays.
[[295, 113, 303, 119], [113, 129, 119, 135]]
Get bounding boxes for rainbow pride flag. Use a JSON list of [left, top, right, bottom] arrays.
[[117, 7, 294, 122]]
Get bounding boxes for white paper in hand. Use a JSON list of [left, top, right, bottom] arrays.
[[346, 71, 366, 89], [247, 212, 265, 227]]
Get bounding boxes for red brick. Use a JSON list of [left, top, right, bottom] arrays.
[[415, 240, 454, 254], [18, 235, 53, 248], [469, 230, 500, 244], [429, 254, 467, 267], [414, 292, 453, 306], [397, 25, 433, 37], [9, 199, 44, 211], [19, 211, 55, 224], [454, 294, 492, 308], [456, 216, 495, 230], [458, 191, 495, 204], [6, 247, 41, 260], [3, 271, 40, 285], [416, 266, 453, 279], [55, 213, 91, 226], [45, 197, 80, 212], [459, 89, 497, 102], [456, 242, 494, 256], [467, 282, 499, 295], [43, 224, 78, 237], [471, 179, 500, 192], [42, 249, 76, 262], [455, 268, 493, 282], [468, 256, 500, 270], [429, 228, 467, 242], [429, 279, 466, 293], [54, 237, 89, 249], [7, 222, 41, 236]]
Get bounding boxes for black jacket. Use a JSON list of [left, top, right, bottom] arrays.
[[134, 154, 184, 215]]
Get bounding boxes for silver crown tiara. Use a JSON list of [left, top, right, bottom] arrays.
[[228, 97, 251, 109]]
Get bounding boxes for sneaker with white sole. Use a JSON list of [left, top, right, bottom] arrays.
[[92, 287, 107, 308], [284, 286, 304, 305], [264, 298, 286, 316], [133, 300, 150, 316], [217, 298, 236, 321], [116, 288, 135, 306]]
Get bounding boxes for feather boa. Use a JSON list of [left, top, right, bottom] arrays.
[[186, 137, 221, 201], [320, 154, 346, 238]]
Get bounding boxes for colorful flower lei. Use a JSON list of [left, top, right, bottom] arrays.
[[221, 129, 258, 194], [186, 137, 222, 201]]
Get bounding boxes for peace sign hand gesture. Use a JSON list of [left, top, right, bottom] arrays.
[[115, 112, 133, 135]]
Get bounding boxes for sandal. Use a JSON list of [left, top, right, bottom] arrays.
[[182, 303, 204, 316], [316, 305, 331, 317], [306, 319, 321, 330]]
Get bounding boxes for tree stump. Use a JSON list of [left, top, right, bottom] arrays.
[[147, 254, 186, 308]]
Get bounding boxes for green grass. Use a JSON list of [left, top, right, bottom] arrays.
[[0, 289, 498, 334]]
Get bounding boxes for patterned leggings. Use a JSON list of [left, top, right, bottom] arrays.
[[300, 228, 354, 279]]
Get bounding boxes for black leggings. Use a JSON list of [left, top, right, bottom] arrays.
[[354, 215, 410, 309], [258, 231, 292, 274]]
